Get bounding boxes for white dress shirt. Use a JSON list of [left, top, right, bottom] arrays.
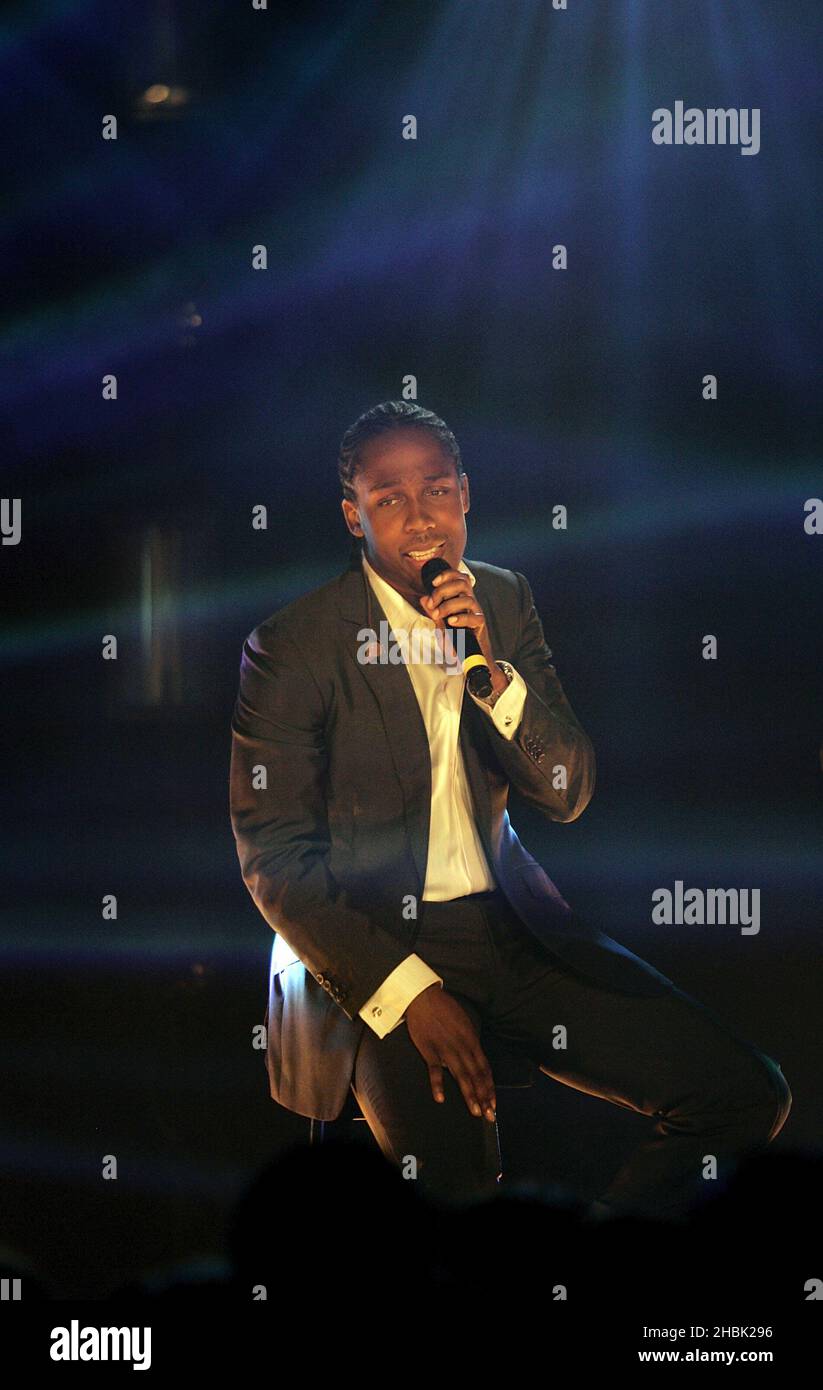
[[357, 551, 528, 1038]]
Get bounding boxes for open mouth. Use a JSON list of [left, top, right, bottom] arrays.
[[404, 541, 445, 563]]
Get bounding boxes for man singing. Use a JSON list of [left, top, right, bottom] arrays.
[[229, 399, 791, 1219]]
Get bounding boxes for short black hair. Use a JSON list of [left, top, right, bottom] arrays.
[[338, 400, 464, 504]]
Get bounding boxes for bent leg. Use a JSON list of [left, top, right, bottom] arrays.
[[589, 986, 792, 1221], [487, 936, 792, 1221]]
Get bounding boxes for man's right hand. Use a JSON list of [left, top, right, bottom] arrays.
[[404, 985, 497, 1123]]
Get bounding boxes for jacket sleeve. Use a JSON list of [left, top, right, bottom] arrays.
[[229, 621, 416, 1020], [477, 571, 596, 823]]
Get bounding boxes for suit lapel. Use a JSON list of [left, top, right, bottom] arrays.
[[457, 562, 499, 869], [335, 560, 498, 890], [336, 563, 432, 894]]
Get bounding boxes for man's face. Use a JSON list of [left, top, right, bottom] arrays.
[[341, 427, 470, 606]]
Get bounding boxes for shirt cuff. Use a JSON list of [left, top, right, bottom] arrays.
[[468, 661, 527, 740], [358, 954, 444, 1038]]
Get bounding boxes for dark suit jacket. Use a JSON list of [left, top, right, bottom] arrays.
[[229, 551, 674, 1120]]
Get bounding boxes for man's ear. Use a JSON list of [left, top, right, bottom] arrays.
[[460, 472, 470, 513], [341, 498, 363, 536]]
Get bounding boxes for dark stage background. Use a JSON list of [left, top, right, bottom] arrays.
[[2, 0, 821, 1299]]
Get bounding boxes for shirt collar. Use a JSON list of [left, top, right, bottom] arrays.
[[361, 550, 475, 629]]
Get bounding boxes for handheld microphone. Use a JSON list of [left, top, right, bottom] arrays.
[[421, 555, 494, 699]]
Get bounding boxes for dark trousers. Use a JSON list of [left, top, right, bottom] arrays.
[[350, 888, 792, 1220]]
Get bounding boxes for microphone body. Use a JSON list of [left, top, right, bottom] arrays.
[[420, 556, 494, 699]]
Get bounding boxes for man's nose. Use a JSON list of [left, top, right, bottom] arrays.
[[405, 499, 435, 534]]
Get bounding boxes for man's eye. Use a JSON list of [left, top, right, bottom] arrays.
[[377, 488, 448, 508]]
